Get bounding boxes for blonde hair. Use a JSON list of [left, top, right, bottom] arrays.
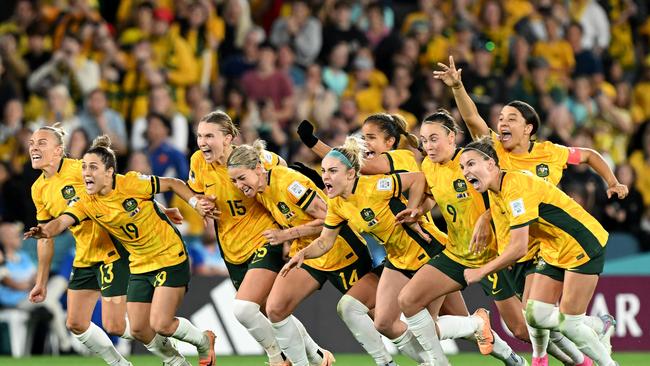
[[364, 113, 420, 151], [227, 139, 267, 169], [329, 135, 367, 174], [200, 110, 240, 138], [37, 122, 67, 150]]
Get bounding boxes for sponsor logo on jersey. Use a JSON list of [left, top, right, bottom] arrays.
[[453, 179, 467, 192], [61, 185, 76, 199], [536, 164, 550, 178]]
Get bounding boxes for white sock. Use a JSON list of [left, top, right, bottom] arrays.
[[560, 313, 615, 366], [292, 315, 324, 365], [232, 299, 284, 364], [550, 330, 584, 364], [121, 317, 134, 340], [403, 309, 449, 365], [272, 317, 309, 366], [145, 333, 186, 365], [546, 336, 574, 364], [73, 322, 130, 366], [171, 317, 209, 356], [436, 315, 482, 339], [583, 315, 605, 335], [527, 323, 550, 358], [525, 302, 557, 358], [337, 295, 392, 365]]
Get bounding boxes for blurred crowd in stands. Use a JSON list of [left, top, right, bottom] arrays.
[[0, 0, 649, 324]]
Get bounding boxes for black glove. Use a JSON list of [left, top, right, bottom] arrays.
[[297, 120, 318, 148]]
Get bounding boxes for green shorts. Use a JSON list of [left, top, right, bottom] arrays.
[[505, 259, 538, 298], [225, 243, 286, 290], [68, 255, 130, 297], [427, 251, 516, 301], [384, 259, 420, 279], [302, 245, 374, 294], [535, 249, 605, 282], [127, 260, 191, 303]]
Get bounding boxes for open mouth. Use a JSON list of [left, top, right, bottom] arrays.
[[499, 130, 512, 142], [324, 182, 333, 194], [241, 186, 253, 195], [466, 176, 480, 189], [200, 148, 213, 159], [84, 179, 95, 190], [31, 154, 42, 163]]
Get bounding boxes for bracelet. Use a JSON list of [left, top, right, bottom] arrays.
[[189, 196, 199, 209]]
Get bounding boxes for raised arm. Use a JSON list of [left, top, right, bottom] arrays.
[[297, 120, 332, 158], [433, 56, 490, 139], [573, 148, 628, 199], [464, 225, 529, 285]]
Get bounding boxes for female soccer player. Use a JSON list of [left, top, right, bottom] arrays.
[[25, 135, 217, 366], [435, 56, 622, 365], [228, 140, 396, 366], [27, 126, 188, 366], [396, 110, 527, 366], [189, 111, 327, 366], [282, 136, 497, 366], [459, 138, 618, 366]]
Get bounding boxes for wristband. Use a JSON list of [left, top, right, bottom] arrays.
[[189, 196, 199, 209]]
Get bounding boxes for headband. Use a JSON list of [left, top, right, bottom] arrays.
[[463, 147, 493, 161], [326, 149, 354, 169]]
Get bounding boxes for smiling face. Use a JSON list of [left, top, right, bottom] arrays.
[[197, 121, 233, 164], [82, 152, 113, 195], [420, 122, 455, 163], [228, 165, 264, 198], [497, 105, 532, 151], [362, 122, 394, 159], [321, 156, 356, 198], [459, 150, 497, 193], [29, 129, 63, 170]]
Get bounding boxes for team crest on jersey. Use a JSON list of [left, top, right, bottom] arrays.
[[61, 185, 76, 199], [453, 179, 468, 192], [535, 164, 550, 178], [277, 201, 295, 220], [122, 198, 138, 212], [360, 208, 379, 227]]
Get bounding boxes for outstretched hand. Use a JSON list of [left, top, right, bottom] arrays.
[[432, 55, 463, 88], [607, 183, 628, 199], [395, 208, 421, 224], [280, 250, 306, 277], [24, 225, 46, 240]]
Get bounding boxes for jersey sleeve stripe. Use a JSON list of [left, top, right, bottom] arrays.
[[151, 176, 161, 195], [186, 183, 204, 194], [324, 221, 346, 229], [38, 218, 53, 224], [63, 212, 80, 225], [296, 189, 315, 207], [298, 190, 317, 210], [510, 218, 538, 229]]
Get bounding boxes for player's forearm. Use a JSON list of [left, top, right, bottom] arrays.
[[451, 82, 489, 139], [582, 148, 618, 187], [303, 235, 336, 259], [35, 238, 54, 286], [311, 140, 332, 159], [285, 220, 324, 240], [405, 173, 427, 211], [480, 237, 527, 276], [162, 177, 196, 202]]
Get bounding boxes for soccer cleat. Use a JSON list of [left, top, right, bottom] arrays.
[[599, 314, 616, 355], [531, 355, 548, 366], [473, 308, 494, 355], [320, 349, 336, 366], [198, 330, 216, 366], [576, 355, 593, 366]]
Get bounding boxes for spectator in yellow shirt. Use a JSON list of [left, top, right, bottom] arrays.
[[533, 16, 575, 87]]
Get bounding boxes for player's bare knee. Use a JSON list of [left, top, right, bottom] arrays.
[[266, 299, 290, 323], [103, 318, 125, 336], [373, 316, 396, 335], [150, 317, 175, 336], [397, 289, 420, 316], [66, 318, 89, 335]]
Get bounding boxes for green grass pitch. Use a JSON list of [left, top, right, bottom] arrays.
[[2, 353, 648, 365]]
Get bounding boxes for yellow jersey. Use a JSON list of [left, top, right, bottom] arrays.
[[489, 130, 578, 261], [384, 149, 435, 223], [65, 172, 187, 274], [258, 166, 363, 271], [31, 158, 119, 268], [421, 150, 498, 268], [188, 149, 280, 264], [489, 171, 608, 270], [324, 174, 447, 271]]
